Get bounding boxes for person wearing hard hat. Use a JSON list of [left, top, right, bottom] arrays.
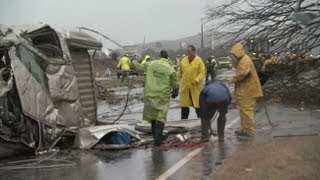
[[177, 45, 206, 119], [229, 42, 263, 140], [117, 54, 132, 83], [132, 50, 178, 145]]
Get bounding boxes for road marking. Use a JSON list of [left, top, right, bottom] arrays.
[[155, 147, 204, 180], [226, 116, 240, 128], [131, 106, 143, 112], [156, 116, 240, 180]]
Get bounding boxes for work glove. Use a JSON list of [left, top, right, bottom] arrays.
[[171, 87, 179, 98]]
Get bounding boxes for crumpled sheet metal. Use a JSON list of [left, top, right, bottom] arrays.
[[73, 125, 141, 149], [135, 119, 201, 133], [4, 26, 95, 127], [47, 64, 87, 127], [47, 64, 79, 101], [0, 27, 20, 47], [10, 50, 65, 126], [0, 69, 13, 96]]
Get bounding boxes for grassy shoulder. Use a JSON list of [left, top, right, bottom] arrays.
[[214, 136, 320, 180]]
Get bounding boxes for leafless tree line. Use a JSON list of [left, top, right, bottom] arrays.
[[206, 0, 320, 55]]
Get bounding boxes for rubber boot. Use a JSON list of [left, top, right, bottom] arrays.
[[217, 115, 226, 142], [154, 121, 165, 146], [181, 107, 189, 119], [195, 108, 201, 118], [201, 117, 210, 142], [151, 120, 156, 140]]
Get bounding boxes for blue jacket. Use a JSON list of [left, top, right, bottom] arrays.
[[201, 81, 232, 104]]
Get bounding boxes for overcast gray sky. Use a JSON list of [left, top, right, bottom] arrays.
[[0, 0, 209, 46]]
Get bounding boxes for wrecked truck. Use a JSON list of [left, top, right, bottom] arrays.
[[0, 24, 102, 158]]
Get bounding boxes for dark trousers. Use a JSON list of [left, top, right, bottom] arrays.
[[121, 71, 130, 82], [181, 90, 200, 119], [205, 70, 216, 82], [181, 107, 200, 119], [199, 99, 228, 141], [151, 120, 165, 145]]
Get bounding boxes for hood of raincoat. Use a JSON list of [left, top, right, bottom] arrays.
[[229, 42, 263, 99], [231, 42, 246, 60], [144, 55, 151, 60]]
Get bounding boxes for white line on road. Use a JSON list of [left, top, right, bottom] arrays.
[[226, 116, 240, 128], [156, 116, 240, 180], [130, 106, 144, 112], [155, 147, 204, 180]]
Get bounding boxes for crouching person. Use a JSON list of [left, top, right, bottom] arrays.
[[132, 50, 178, 146], [199, 81, 232, 142]]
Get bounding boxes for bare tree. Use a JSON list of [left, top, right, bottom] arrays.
[[206, 0, 320, 55]]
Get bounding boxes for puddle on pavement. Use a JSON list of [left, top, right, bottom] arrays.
[[0, 143, 237, 180]]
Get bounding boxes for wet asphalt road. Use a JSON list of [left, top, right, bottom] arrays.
[[0, 69, 319, 180], [0, 143, 236, 180]]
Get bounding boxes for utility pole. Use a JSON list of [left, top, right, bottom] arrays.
[[211, 34, 214, 50], [201, 22, 204, 48]]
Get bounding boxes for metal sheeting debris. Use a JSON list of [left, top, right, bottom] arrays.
[[73, 125, 141, 149]]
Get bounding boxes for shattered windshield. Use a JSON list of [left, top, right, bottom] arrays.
[[15, 45, 49, 91]]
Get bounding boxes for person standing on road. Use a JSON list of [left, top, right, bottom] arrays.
[[132, 50, 178, 145], [117, 54, 132, 83], [205, 56, 217, 83], [177, 45, 206, 119], [199, 81, 232, 142], [229, 42, 263, 140]]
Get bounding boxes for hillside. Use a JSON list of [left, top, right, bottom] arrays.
[[135, 33, 213, 51]]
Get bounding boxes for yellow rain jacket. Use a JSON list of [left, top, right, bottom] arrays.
[[117, 56, 131, 71], [212, 59, 217, 68], [132, 58, 177, 123], [177, 55, 206, 108], [141, 55, 151, 65], [230, 42, 263, 99]]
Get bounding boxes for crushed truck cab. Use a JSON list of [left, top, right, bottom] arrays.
[[0, 24, 101, 158]]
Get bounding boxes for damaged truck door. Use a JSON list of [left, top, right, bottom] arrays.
[[0, 24, 102, 158]]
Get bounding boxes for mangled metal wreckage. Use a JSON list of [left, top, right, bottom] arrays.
[[0, 24, 102, 158]]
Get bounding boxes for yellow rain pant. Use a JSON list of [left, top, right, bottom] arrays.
[[238, 98, 258, 136]]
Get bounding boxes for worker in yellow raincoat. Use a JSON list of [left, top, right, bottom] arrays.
[[229, 42, 263, 140], [141, 55, 151, 65], [177, 45, 206, 119], [132, 50, 178, 145], [141, 55, 151, 76], [117, 54, 131, 82]]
